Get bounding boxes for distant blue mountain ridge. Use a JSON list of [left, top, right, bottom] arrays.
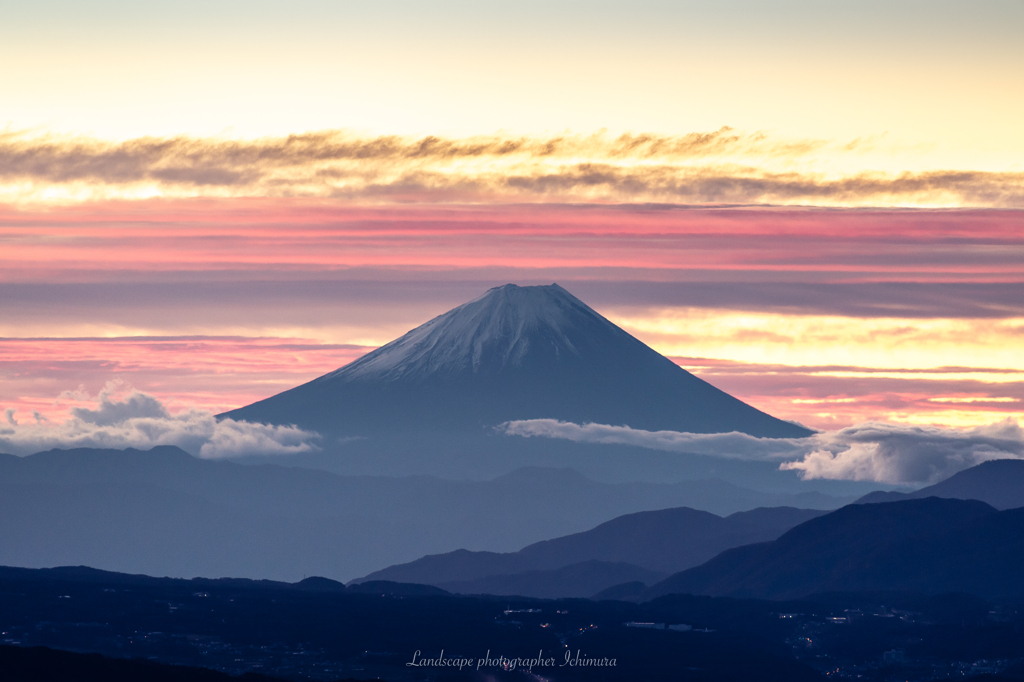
[[0, 446, 849, 582]]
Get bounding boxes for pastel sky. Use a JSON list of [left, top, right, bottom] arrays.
[[2, 0, 1022, 456]]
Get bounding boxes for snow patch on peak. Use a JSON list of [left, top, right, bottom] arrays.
[[322, 283, 619, 383]]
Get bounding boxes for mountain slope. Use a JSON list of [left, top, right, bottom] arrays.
[[356, 505, 825, 585], [643, 498, 1024, 600], [857, 458, 1024, 510], [221, 283, 811, 438]]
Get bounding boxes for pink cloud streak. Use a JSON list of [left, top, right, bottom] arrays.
[[0, 201, 1021, 282]]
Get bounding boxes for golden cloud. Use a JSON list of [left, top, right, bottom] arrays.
[[2, 128, 1022, 207]]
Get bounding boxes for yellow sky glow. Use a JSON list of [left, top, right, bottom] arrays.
[[611, 310, 1024, 373]]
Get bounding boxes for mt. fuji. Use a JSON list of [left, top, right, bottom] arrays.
[[223, 284, 810, 440]]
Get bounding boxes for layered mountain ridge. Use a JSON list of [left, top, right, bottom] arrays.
[[641, 497, 1024, 601], [355, 505, 825, 595], [0, 446, 847, 582]]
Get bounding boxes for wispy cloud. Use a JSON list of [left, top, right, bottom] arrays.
[[499, 418, 1024, 484], [2, 128, 1021, 207], [0, 127, 830, 184], [0, 385, 319, 458]]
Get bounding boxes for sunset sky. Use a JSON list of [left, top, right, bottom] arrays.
[[2, 0, 1022, 445]]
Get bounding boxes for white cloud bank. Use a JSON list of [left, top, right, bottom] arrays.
[[499, 419, 1024, 485], [0, 389, 319, 459], [5, 388, 1021, 482]]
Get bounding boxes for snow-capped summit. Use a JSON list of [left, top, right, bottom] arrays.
[[222, 284, 810, 438], [331, 284, 626, 382]]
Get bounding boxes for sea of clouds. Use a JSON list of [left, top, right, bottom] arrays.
[[499, 418, 1024, 485], [4, 387, 1022, 484], [1, 388, 318, 459]]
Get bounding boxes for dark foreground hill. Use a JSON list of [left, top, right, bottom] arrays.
[[0, 446, 846, 582], [0, 564, 826, 682], [858, 458, 1024, 509], [6, 564, 1024, 681], [0, 645, 297, 682], [357, 506, 825, 598], [643, 497, 1024, 601], [222, 284, 811, 439]]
